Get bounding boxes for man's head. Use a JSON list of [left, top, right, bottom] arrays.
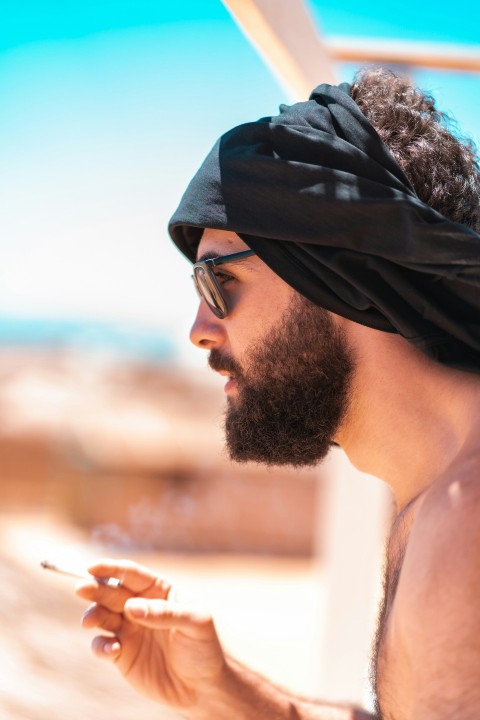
[[191, 230, 355, 466], [170, 69, 480, 466]]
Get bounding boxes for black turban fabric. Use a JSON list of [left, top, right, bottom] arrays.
[[169, 83, 480, 371]]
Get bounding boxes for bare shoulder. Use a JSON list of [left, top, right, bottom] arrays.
[[392, 450, 480, 717]]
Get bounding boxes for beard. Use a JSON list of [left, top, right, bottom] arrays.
[[209, 294, 355, 467]]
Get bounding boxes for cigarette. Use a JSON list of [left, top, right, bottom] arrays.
[[40, 560, 121, 587]]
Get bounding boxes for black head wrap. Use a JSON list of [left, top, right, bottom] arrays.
[[169, 83, 480, 371]]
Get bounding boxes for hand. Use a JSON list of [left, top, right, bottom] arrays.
[[76, 559, 226, 711]]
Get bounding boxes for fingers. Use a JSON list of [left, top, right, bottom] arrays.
[[124, 598, 215, 640], [82, 601, 123, 663], [75, 578, 134, 613], [75, 559, 174, 618], [86, 558, 172, 598], [81, 603, 124, 634], [80, 594, 215, 640], [91, 635, 122, 661]]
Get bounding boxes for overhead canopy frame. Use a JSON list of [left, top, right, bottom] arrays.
[[221, 0, 480, 98]]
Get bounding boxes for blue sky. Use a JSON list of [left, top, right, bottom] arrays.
[[1, 0, 479, 364]]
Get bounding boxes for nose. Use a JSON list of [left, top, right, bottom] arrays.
[[189, 299, 226, 349]]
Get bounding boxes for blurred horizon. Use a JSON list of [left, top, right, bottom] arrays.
[[1, 0, 479, 366]]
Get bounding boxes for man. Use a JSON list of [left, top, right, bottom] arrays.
[[76, 68, 480, 719]]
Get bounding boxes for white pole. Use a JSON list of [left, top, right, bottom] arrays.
[[315, 449, 393, 707]]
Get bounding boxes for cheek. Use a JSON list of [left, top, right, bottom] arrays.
[[229, 298, 292, 364], [227, 319, 259, 361], [226, 275, 295, 358], [249, 279, 295, 324]]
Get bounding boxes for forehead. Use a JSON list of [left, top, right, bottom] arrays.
[[196, 228, 250, 260]]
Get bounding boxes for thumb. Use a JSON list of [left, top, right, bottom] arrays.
[[124, 597, 215, 639]]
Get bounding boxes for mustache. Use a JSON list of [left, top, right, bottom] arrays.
[[208, 349, 242, 378]]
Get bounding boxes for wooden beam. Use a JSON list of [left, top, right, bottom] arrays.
[[327, 37, 480, 73], [221, 0, 337, 99], [222, 1, 480, 100]]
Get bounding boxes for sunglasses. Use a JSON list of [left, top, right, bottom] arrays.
[[192, 249, 256, 319]]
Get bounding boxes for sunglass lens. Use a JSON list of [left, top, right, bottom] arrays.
[[193, 266, 226, 318]]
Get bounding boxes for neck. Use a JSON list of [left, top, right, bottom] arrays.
[[336, 326, 480, 511]]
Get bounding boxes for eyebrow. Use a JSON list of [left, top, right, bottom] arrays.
[[195, 251, 257, 271]]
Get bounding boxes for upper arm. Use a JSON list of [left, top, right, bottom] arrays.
[[394, 473, 480, 718]]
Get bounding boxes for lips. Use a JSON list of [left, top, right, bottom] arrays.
[[215, 369, 239, 395], [224, 376, 238, 395], [208, 352, 242, 394], [218, 370, 237, 394]]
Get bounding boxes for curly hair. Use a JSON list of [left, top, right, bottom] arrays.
[[350, 67, 480, 231]]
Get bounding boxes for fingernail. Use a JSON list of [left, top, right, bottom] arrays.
[[126, 599, 147, 618], [82, 605, 96, 621], [104, 640, 121, 655]]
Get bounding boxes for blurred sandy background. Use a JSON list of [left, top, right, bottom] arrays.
[[0, 348, 326, 720]]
